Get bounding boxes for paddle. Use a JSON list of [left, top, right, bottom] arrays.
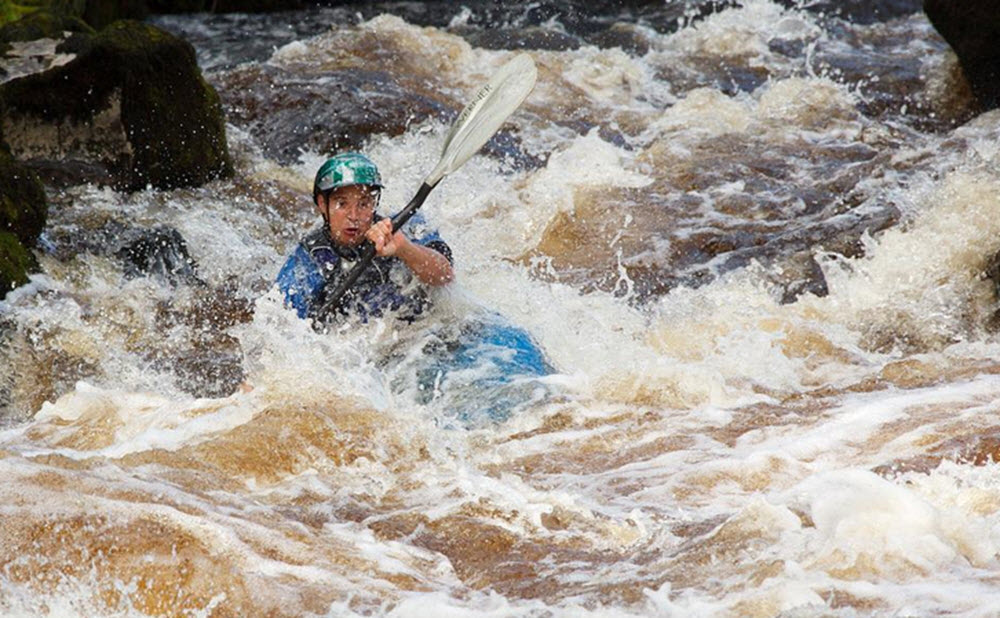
[[314, 53, 538, 322]]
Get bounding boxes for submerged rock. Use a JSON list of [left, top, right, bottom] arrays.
[[523, 134, 899, 305], [42, 213, 202, 287], [1, 20, 232, 190], [115, 226, 202, 286]]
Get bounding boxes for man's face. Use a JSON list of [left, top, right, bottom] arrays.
[[318, 184, 379, 247]]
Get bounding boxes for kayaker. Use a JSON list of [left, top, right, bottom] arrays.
[[276, 152, 454, 325]]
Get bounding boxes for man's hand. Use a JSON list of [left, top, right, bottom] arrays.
[[365, 218, 454, 286], [366, 218, 405, 257]]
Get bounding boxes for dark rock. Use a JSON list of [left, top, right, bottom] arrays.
[[457, 26, 582, 52], [212, 0, 304, 11], [0, 144, 46, 245], [214, 63, 542, 169], [0, 10, 93, 43], [777, 0, 922, 25], [42, 212, 201, 287], [982, 247, 1000, 331], [924, 0, 1000, 111], [776, 255, 829, 304], [215, 63, 473, 164], [18, 158, 116, 188], [42, 214, 131, 261], [147, 0, 304, 13], [114, 226, 203, 286], [1, 20, 233, 191], [81, 0, 149, 30], [146, 0, 208, 12], [0, 230, 37, 298], [0, 2, 145, 33], [0, 142, 46, 298], [586, 23, 652, 56]]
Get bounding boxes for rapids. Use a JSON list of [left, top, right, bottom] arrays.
[[5, 1, 1000, 615]]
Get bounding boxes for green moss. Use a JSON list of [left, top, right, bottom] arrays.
[[0, 145, 47, 245], [0, 19, 230, 190], [99, 20, 232, 188], [0, 230, 37, 299], [0, 1, 86, 30], [0, 3, 39, 28], [0, 8, 92, 66], [0, 1, 142, 35]]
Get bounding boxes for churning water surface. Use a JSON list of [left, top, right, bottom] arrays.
[[5, 0, 1000, 615]]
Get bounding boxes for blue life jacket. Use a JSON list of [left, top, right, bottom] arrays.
[[276, 215, 451, 323]]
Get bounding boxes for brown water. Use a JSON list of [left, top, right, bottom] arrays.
[[5, 1, 1000, 616]]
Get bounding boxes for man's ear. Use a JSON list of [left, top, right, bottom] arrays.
[[315, 192, 331, 225]]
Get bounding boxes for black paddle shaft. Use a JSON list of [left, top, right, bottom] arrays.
[[316, 182, 436, 319]]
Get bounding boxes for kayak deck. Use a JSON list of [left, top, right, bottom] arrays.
[[388, 313, 554, 426]]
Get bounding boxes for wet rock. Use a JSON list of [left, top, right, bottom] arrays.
[[524, 135, 899, 304], [423, 0, 734, 40], [0, 2, 146, 31], [1, 20, 232, 191], [213, 63, 541, 169], [924, 0, 1000, 111], [1, 0, 304, 28], [777, 0, 922, 25], [0, 142, 46, 298], [147, 0, 303, 13], [152, 279, 254, 397], [774, 255, 829, 304], [115, 226, 202, 286], [982, 248, 1000, 331], [43, 213, 201, 287], [0, 143, 46, 246], [586, 23, 652, 56], [0, 10, 93, 43], [215, 64, 448, 164], [457, 26, 583, 52], [17, 159, 115, 189], [0, 230, 38, 297]]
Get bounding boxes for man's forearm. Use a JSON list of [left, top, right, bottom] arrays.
[[396, 239, 454, 286]]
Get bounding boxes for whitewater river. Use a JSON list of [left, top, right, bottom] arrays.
[[5, 0, 1000, 615]]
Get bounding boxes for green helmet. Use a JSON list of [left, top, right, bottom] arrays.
[[313, 153, 383, 199]]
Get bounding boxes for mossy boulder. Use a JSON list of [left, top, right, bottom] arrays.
[[0, 8, 93, 41], [0, 1, 146, 32], [1, 19, 232, 190], [0, 144, 47, 246], [0, 230, 38, 298], [0, 143, 46, 299]]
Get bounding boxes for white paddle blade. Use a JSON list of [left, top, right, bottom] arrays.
[[425, 53, 537, 186]]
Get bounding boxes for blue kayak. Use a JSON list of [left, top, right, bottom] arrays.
[[388, 312, 554, 426]]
